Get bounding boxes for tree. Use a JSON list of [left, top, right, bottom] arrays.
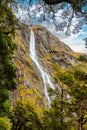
[[42, 88, 72, 130], [0, 116, 11, 130], [10, 101, 43, 130], [0, 89, 9, 116], [57, 69, 87, 130], [0, 0, 17, 117], [0, 0, 17, 89]]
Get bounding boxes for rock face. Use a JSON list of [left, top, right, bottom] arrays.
[[31, 26, 78, 83], [32, 25, 76, 67], [10, 23, 79, 108]]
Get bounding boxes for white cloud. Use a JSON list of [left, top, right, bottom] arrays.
[[12, 5, 87, 54], [70, 44, 87, 53]]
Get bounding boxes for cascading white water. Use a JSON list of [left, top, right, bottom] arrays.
[[29, 30, 54, 107]]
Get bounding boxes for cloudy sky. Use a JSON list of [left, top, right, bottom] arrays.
[[13, 3, 87, 54], [54, 25, 87, 53], [37, 20, 87, 54]]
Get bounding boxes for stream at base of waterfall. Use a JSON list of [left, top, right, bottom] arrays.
[[29, 30, 55, 107]]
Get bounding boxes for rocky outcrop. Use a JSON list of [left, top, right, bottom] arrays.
[[32, 25, 77, 77], [32, 26, 76, 67], [10, 23, 80, 109], [10, 24, 44, 110]]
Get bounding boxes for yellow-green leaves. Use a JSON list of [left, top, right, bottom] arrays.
[[0, 117, 11, 130]]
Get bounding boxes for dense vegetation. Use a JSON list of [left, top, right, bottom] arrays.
[[9, 67, 87, 130], [54, 68, 87, 130], [0, 0, 17, 128], [0, 0, 87, 130]]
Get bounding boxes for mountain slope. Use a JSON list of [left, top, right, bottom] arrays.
[[10, 23, 82, 109]]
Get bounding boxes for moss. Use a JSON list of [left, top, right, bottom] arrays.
[[10, 24, 87, 115], [9, 28, 45, 113], [17, 85, 44, 114]]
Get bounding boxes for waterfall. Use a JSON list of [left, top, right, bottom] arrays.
[[29, 30, 54, 107]]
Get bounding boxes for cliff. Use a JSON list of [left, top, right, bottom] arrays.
[[10, 23, 84, 110]]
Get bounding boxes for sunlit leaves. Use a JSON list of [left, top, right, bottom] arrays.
[[0, 117, 11, 130], [10, 101, 43, 130]]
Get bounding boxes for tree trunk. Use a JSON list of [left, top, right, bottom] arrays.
[[78, 114, 84, 130], [78, 123, 83, 130], [60, 89, 63, 130]]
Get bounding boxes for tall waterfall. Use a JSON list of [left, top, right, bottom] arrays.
[[29, 30, 54, 107]]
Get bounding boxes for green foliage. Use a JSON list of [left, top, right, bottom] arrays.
[[10, 101, 43, 130], [0, 90, 9, 116], [0, 0, 17, 90], [0, 0, 17, 117], [59, 72, 76, 87], [0, 0, 15, 35], [0, 89, 9, 102], [78, 55, 87, 62], [74, 69, 87, 81], [42, 91, 72, 130], [0, 1, 87, 130], [0, 117, 11, 130], [57, 68, 87, 130]]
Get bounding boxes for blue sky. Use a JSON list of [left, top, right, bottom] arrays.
[[14, 1, 87, 54], [62, 25, 87, 53], [43, 23, 87, 53]]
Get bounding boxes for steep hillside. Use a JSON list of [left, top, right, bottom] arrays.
[[10, 24, 44, 112], [10, 23, 85, 109], [32, 26, 78, 79]]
